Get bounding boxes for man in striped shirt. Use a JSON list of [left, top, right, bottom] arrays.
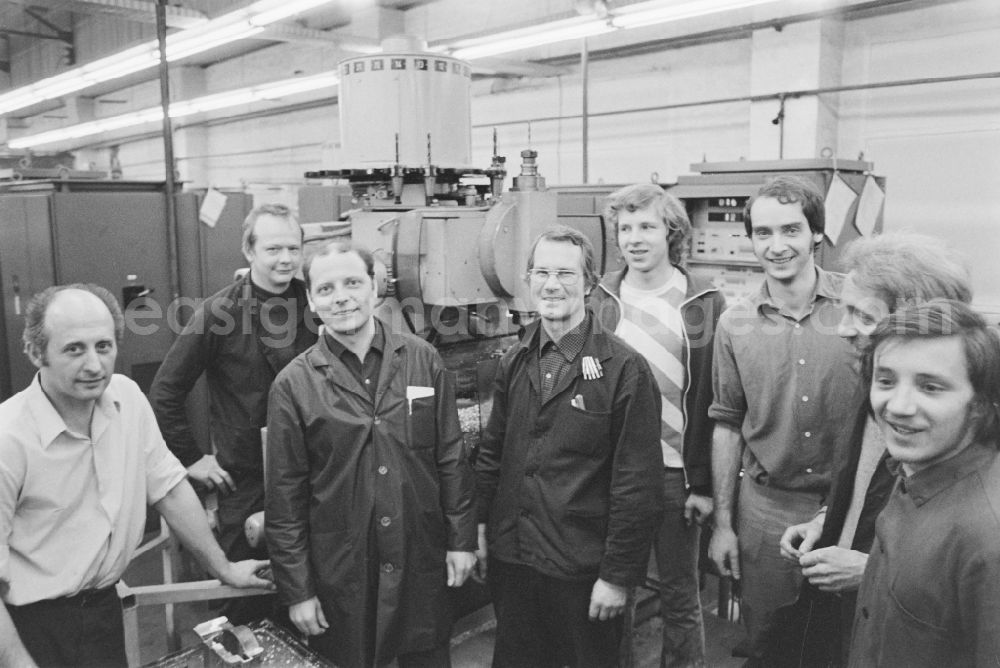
[[591, 184, 727, 667]]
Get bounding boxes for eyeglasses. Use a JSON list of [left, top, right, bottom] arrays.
[[528, 269, 580, 285]]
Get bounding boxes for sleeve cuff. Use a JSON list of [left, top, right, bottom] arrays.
[[706, 405, 744, 427]]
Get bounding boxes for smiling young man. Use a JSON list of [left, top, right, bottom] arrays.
[[707, 176, 865, 664], [847, 299, 1000, 668], [149, 204, 318, 623], [591, 184, 726, 668], [773, 232, 971, 667], [265, 241, 477, 667], [0, 285, 271, 667], [475, 226, 663, 668]]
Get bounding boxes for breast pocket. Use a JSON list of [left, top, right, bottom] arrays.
[[406, 396, 436, 449], [559, 406, 611, 455]]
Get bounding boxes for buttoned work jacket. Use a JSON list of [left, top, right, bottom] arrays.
[[476, 313, 664, 586], [265, 327, 477, 665]]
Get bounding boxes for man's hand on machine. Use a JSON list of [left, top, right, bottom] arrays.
[[218, 559, 276, 590]]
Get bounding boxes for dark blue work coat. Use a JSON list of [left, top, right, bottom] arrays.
[[265, 328, 477, 665]]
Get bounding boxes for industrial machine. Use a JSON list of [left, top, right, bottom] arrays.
[[301, 37, 886, 351], [303, 35, 616, 354]]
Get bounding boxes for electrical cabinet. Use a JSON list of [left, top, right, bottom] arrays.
[[0, 180, 249, 400], [177, 189, 254, 298]]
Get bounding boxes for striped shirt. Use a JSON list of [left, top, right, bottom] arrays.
[[616, 271, 687, 467]]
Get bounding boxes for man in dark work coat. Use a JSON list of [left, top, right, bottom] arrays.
[[150, 203, 317, 567], [265, 241, 477, 667]]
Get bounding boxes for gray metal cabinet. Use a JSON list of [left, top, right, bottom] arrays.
[[0, 180, 200, 399]]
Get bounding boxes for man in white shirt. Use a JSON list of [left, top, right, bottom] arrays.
[[0, 284, 271, 667]]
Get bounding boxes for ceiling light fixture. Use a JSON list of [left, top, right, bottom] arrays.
[[0, 0, 337, 117], [449, 0, 783, 61], [450, 17, 616, 60], [7, 71, 340, 149], [611, 0, 784, 29]]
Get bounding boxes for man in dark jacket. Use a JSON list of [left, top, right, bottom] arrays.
[[772, 232, 972, 666], [149, 204, 317, 571], [265, 241, 477, 667], [475, 226, 664, 668], [590, 184, 725, 668], [848, 300, 1000, 667]]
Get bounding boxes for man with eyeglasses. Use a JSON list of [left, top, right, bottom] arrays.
[[474, 226, 663, 668]]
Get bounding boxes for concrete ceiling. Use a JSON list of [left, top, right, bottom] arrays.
[[0, 0, 963, 152]]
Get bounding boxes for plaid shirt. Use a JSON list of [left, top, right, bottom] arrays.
[[538, 317, 590, 403]]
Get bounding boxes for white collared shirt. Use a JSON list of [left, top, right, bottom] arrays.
[[0, 374, 186, 605]]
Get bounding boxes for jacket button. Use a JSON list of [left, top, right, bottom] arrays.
[[378, 465, 388, 475], [380, 516, 391, 527], [382, 563, 394, 573], [374, 416, 381, 425]]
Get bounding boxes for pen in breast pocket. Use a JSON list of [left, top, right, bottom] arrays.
[[571, 394, 586, 410]]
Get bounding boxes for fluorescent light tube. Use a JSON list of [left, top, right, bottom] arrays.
[[0, 0, 337, 117], [451, 18, 614, 60], [249, 0, 338, 27], [450, 0, 785, 60], [8, 72, 339, 149], [611, 0, 782, 29], [166, 25, 266, 61]]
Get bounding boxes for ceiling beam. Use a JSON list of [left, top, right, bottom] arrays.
[[56, 0, 208, 29], [470, 57, 569, 78]]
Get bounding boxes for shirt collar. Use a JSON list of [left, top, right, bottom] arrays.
[[889, 441, 998, 507], [538, 314, 591, 363], [324, 319, 385, 362], [26, 374, 122, 449], [751, 267, 840, 311]]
